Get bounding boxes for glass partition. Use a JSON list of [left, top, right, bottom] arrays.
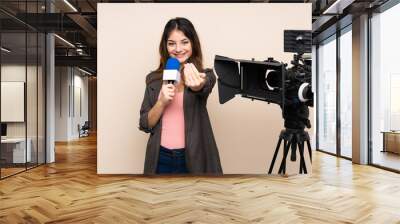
[[27, 31, 38, 169], [0, 1, 46, 179], [1, 31, 28, 177], [38, 32, 45, 165]]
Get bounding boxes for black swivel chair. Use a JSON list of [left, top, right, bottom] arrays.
[[79, 121, 90, 138]]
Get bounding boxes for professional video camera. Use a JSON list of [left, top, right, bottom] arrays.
[[214, 30, 313, 174]]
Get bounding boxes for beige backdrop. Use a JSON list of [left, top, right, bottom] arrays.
[[97, 3, 313, 174]]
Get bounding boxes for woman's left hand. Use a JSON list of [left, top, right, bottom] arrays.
[[183, 63, 206, 92]]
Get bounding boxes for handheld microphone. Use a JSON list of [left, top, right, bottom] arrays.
[[163, 57, 180, 84]]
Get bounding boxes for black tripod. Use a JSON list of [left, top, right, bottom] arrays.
[[268, 128, 312, 174]]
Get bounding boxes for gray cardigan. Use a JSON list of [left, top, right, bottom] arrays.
[[139, 69, 223, 175]]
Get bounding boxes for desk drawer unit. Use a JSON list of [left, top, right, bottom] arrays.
[[0, 138, 32, 164], [383, 132, 400, 154]]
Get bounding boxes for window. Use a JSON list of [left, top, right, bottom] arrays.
[[339, 26, 352, 158], [317, 35, 337, 155], [370, 2, 400, 171]]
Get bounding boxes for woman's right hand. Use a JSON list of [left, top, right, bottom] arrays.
[[158, 83, 175, 106]]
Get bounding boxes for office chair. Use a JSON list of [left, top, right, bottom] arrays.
[[79, 121, 90, 138]]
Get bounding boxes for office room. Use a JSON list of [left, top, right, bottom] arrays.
[[1, 0, 400, 223]]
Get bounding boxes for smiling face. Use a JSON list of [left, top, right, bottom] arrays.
[[157, 18, 203, 73], [166, 29, 193, 64]]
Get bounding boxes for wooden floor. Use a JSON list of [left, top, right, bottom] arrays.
[[1, 163, 45, 178], [0, 167, 26, 178], [372, 150, 400, 171], [1, 135, 400, 223]]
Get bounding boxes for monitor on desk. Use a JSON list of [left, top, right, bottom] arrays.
[[1, 123, 7, 138]]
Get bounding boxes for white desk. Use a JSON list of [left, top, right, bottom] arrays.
[[1, 138, 32, 163]]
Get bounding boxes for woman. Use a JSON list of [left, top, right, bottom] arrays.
[[139, 17, 223, 175]]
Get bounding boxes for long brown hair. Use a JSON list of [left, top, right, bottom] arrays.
[[156, 17, 204, 73]]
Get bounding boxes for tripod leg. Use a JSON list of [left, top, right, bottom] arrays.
[[298, 142, 307, 174], [306, 140, 312, 163], [278, 139, 288, 174], [283, 141, 290, 174], [279, 136, 292, 174], [268, 137, 283, 174], [298, 142, 303, 174], [290, 137, 297, 162]]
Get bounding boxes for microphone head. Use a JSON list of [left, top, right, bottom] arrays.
[[163, 57, 181, 83], [165, 57, 180, 70]]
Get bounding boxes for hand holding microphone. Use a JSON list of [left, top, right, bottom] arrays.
[[159, 57, 180, 106], [159, 84, 175, 106]]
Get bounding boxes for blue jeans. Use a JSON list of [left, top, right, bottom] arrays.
[[156, 146, 188, 174]]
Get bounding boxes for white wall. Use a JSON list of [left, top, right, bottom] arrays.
[[1, 65, 27, 142], [1, 65, 35, 138], [98, 3, 313, 174], [55, 67, 89, 141], [1, 82, 24, 122], [55, 67, 69, 141]]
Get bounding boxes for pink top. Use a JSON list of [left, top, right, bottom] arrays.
[[160, 90, 185, 149]]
